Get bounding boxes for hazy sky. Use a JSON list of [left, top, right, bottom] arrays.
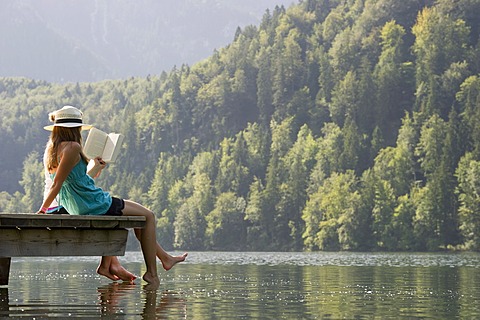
[[0, 0, 297, 82]]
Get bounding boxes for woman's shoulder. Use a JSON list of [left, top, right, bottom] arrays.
[[59, 141, 82, 154]]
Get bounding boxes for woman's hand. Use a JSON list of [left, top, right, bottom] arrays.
[[37, 207, 48, 214], [94, 157, 107, 169], [89, 157, 107, 178]]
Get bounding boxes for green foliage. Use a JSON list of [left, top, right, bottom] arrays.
[[371, 179, 397, 249], [303, 171, 363, 251], [412, 6, 471, 117], [457, 75, 480, 158], [374, 20, 414, 144], [2, 0, 480, 251], [245, 177, 270, 250], [205, 192, 247, 250], [19, 152, 44, 213], [415, 114, 448, 176], [456, 153, 480, 250], [330, 71, 359, 127]]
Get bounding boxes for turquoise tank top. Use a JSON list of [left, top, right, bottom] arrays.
[[52, 159, 112, 215]]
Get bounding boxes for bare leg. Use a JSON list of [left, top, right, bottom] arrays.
[[122, 200, 160, 287], [109, 256, 137, 282], [97, 256, 120, 281], [134, 229, 187, 270]]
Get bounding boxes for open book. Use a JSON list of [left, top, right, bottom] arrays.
[[83, 127, 124, 163]]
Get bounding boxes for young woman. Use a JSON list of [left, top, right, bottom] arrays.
[[38, 106, 187, 286], [44, 151, 137, 282]]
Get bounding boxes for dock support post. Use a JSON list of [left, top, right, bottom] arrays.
[[0, 258, 11, 286]]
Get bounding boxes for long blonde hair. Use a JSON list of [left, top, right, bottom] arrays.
[[45, 126, 88, 171]]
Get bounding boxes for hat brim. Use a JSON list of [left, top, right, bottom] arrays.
[[44, 123, 93, 131]]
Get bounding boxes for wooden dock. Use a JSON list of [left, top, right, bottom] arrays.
[[0, 213, 146, 285]]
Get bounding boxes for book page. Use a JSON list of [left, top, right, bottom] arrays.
[[102, 133, 124, 162], [83, 127, 108, 159]]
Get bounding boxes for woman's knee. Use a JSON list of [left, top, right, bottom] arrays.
[[143, 209, 155, 221], [138, 206, 154, 217]]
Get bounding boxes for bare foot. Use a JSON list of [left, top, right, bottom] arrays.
[[97, 266, 120, 281], [162, 252, 188, 271], [142, 272, 160, 288], [110, 264, 137, 282]]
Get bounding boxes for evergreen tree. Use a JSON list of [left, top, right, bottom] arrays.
[[456, 153, 480, 250], [256, 45, 274, 127], [329, 71, 359, 127], [276, 124, 317, 250], [303, 171, 362, 251], [412, 6, 470, 118], [413, 114, 449, 249], [374, 20, 414, 145], [245, 177, 270, 250], [19, 151, 43, 213], [205, 192, 247, 250], [457, 75, 480, 159]]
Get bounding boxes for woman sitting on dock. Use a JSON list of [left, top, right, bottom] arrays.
[[38, 106, 187, 287], [43, 152, 137, 283]]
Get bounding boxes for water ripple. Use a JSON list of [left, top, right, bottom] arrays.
[[13, 251, 480, 267], [177, 251, 480, 268]]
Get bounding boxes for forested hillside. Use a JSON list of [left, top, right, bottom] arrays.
[[2, 0, 480, 252]]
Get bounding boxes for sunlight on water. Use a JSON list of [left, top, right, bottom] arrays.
[[185, 251, 480, 267], [2, 252, 480, 318]]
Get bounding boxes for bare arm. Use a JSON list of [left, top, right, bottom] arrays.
[[37, 142, 82, 213], [87, 157, 107, 179]]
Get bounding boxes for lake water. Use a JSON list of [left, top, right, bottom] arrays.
[[2, 251, 480, 319]]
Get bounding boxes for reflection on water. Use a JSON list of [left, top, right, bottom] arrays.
[[1, 252, 480, 318], [98, 282, 187, 319]]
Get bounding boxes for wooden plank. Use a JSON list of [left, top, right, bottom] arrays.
[[60, 217, 92, 228], [118, 219, 145, 228], [91, 219, 120, 228], [0, 213, 145, 229], [0, 229, 128, 256]]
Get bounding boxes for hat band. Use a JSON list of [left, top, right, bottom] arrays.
[[55, 118, 83, 124]]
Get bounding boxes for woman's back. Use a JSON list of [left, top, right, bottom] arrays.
[[55, 159, 111, 215]]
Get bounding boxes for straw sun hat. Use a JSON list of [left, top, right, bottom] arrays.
[[44, 106, 92, 131]]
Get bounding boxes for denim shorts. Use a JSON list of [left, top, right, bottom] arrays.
[[104, 197, 125, 216]]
